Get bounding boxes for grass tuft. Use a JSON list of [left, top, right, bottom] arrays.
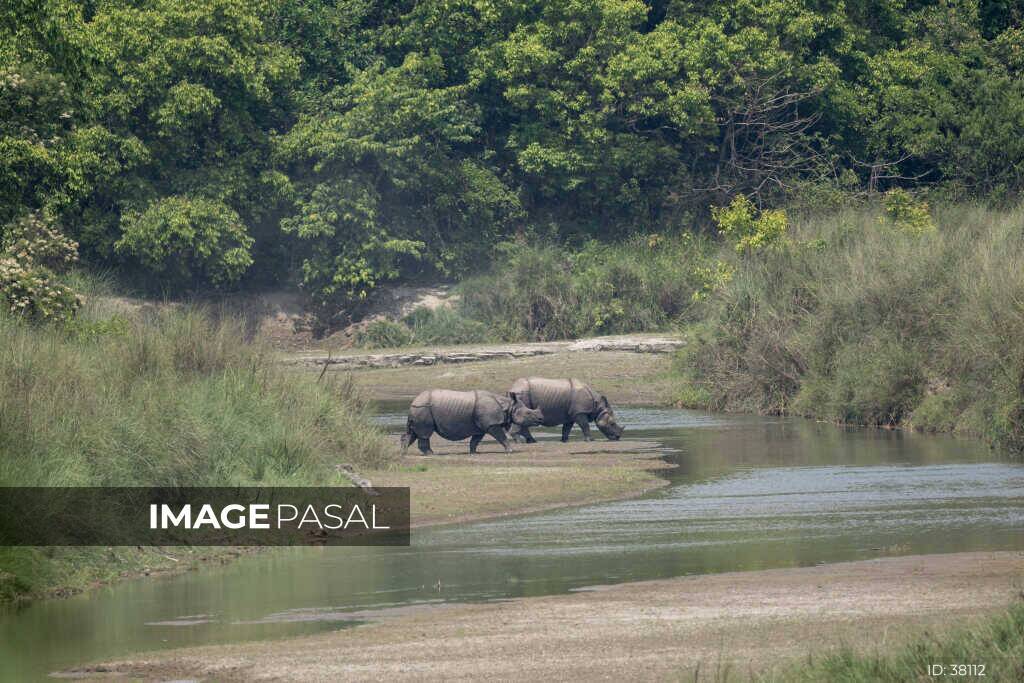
[[764, 603, 1024, 682]]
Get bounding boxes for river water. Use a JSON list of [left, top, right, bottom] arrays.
[[2, 407, 1022, 679]]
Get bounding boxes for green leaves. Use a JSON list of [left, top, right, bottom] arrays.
[[2, 0, 1024, 320], [155, 82, 221, 136], [116, 196, 254, 287], [712, 195, 788, 253]]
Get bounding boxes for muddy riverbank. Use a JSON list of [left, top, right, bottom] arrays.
[[66, 552, 1024, 681], [374, 439, 673, 528]]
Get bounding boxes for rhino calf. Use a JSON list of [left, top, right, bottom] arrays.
[[508, 377, 624, 442], [401, 389, 543, 455]]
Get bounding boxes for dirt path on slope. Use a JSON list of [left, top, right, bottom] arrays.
[[67, 551, 1024, 681]]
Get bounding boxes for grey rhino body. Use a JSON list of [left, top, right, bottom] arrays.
[[508, 377, 624, 442], [401, 389, 542, 455]]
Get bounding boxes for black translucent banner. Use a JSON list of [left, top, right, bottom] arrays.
[[0, 487, 410, 546]]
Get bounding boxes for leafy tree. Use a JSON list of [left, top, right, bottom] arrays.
[[115, 196, 255, 287], [67, 0, 298, 277], [278, 49, 520, 316], [2, 0, 1024, 322]]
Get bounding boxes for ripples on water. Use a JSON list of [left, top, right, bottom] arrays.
[[2, 407, 1022, 679]]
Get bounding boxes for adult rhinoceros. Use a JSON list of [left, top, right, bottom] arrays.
[[507, 377, 624, 442], [400, 389, 543, 455]]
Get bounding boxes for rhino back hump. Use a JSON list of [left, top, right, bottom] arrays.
[[526, 377, 574, 426], [427, 389, 481, 440], [568, 380, 598, 417]]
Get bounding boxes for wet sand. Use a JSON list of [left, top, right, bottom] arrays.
[[66, 551, 1024, 681], [371, 438, 674, 528]]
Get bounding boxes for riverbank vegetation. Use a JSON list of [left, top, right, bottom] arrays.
[[1, 289, 391, 489], [676, 201, 1024, 456], [382, 197, 1024, 458], [0, 277, 392, 602], [357, 195, 1024, 460], [771, 602, 1024, 682]]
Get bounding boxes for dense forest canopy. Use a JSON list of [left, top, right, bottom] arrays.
[[3, 0, 1023, 313]]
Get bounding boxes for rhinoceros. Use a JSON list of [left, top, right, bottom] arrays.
[[400, 389, 543, 455], [507, 377, 624, 442]]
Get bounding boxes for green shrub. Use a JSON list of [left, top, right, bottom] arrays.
[[402, 306, 493, 345], [459, 235, 715, 341], [62, 314, 131, 343], [809, 334, 925, 426], [0, 213, 82, 322], [459, 244, 577, 341], [909, 390, 962, 433], [115, 196, 255, 288], [712, 195, 789, 253], [2, 212, 79, 270], [353, 307, 495, 348], [883, 188, 936, 234], [354, 319, 413, 348], [0, 258, 81, 322]]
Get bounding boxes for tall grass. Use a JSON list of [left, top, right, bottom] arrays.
[[765, 602, 1024, 682], [458, 235, 714, 341], [0, 296, 393, 600], [353, 306, 495, 349], [0, 307, 392, 487], [676, 203, 1024, 455]]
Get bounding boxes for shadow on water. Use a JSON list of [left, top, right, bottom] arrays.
[[2, 407, 1022, 679]]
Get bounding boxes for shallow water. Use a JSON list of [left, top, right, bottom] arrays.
[[2, 407, 1022, 679]]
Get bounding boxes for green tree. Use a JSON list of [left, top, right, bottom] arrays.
[[115, 196, 255, 287]]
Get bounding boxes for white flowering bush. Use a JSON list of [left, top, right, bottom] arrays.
[[2, 212, 79, 270], [0, 213, 82, 322]]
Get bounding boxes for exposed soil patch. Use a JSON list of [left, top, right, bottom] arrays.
[[68, 552, 1024, 681]]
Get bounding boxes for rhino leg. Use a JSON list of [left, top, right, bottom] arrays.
[[517, 425, 537, 444], [417, 437, 433, 455], [574, 414, 593, 441], [487, 425, 512, 454], [400, 431, 415, 453], [469, 433, 484, 453], [561, 422, 573, 442]]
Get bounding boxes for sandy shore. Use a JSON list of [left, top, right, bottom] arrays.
[[66, 551, 1024, 681], [370, 437, 674, 528]]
